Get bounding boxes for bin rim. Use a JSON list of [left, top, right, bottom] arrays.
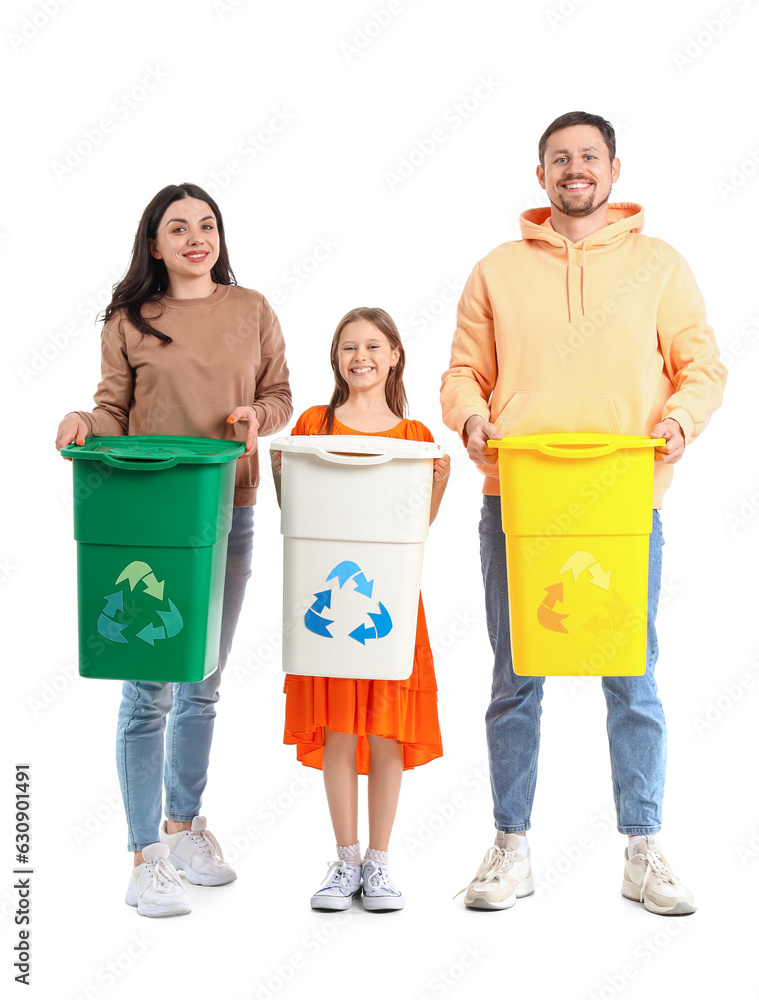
[[487, 432, 665, 458], [273, 434, 445, 460], [61, 434, 245, 467]]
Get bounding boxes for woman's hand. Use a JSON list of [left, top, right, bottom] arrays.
[[228, 406, 261, 457], [55, 413, 89, 459], [433, 453, 451, 483]]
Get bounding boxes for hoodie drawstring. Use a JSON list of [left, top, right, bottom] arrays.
[[581, 242, 586, 318], [565, 243, 587, 323], [520, 204, 645, 325]]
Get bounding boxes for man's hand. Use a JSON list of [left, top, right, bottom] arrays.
[[464, 414, 501, 464], [650, 418, 685, 464], [228, 406, 261, 457]]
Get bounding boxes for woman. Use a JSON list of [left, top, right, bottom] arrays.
[[55, 183, 291, 917]]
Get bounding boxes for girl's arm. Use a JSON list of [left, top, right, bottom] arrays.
[[429, 453, 450, 525]]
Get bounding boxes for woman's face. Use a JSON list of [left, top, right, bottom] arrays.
[[148, 198, 220, 280], [336, 319, 400, 395]]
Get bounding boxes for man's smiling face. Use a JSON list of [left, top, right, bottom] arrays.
[[537, 124, 620, 218]]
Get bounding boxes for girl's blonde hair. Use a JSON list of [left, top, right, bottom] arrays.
[[319, 307, 408, 434]]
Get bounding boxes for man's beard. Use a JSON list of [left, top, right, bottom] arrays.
[[552, 184, 611, 218]]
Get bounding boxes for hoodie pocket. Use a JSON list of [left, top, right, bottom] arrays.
[[494, 391, 624, 437]]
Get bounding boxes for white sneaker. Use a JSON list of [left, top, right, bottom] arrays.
[[160, 816, 236, 886], [361, 860, 405, 911], [125, 843, 190, 917], [622, 837, 696, 915], [455, 837, 535, 910], [311, 861, 362, 910]]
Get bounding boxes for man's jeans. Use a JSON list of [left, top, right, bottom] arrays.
[[116, 507, 254, 851], [479, 495, 666, 835]]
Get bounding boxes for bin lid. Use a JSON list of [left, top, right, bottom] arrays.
[[61, 435, 245, 468], [273, 434, 444, 466], [488, 433, 664, 458]]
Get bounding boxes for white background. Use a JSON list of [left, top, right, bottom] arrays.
[[2, 0, 756, 997]]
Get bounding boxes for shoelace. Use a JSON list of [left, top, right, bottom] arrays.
[[187, 828, 224, 861], [639, 849, 678, 902], [320, 861, 357, 893], [363, 862, 398, 894], [146, 857, 184, 895], [453, 846, 515, 899]]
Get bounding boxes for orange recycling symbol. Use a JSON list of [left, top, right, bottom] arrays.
[[537, 551, 626, 635]]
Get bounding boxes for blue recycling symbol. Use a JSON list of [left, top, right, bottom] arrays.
[[305, 560, 393, 644], [96, 560, 184, 646]]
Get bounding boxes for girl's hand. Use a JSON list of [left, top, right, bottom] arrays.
[[433, 454, 451, 482], [228, 406, 261, 457], [271, 449, 282, 473], [56, 413, 89, 459]]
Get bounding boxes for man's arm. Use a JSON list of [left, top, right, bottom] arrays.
[[440, 261, 500, 463], [656, 252, 727, 453]]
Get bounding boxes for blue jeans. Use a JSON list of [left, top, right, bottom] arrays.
[[116, 507, 254, 851], [479, 495, 666, 835]]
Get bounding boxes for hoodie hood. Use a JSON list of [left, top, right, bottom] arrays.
[[520, 203, 644, 321]]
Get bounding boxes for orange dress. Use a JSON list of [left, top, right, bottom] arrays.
[[282, 406, 443, 773]]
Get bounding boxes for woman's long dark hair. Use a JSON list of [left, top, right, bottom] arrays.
[[319, 307, 408, 434], [99, 183, 237, 345]]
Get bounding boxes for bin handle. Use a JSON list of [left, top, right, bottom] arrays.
[[311, 447, 395, 466], [536, 439, 619, 459], [101, 454, 180, 471]]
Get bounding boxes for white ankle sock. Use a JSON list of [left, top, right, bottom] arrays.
[[336, 841, 361, 865], [495, 831, 529, 855], [364, 847, 388, 866], [628, 835, 650, 856]]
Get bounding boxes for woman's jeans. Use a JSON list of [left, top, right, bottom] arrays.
[[479, 496, 666, 835], [116, 507, 254, 851]]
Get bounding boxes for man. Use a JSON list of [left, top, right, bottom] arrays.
[[441, 111, 726, 915]]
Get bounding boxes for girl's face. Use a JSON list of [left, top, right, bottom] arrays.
[[148, 198, 220, 280], [337, 319, 400, 395]]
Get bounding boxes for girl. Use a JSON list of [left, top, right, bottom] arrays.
[[272, 307, 450, 911], [55, 183, 292, 917]]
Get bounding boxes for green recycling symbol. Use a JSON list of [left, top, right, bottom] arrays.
[[96, 560, 184, 646]]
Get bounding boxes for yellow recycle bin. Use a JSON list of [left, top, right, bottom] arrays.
[[488, 433, 664, 677]]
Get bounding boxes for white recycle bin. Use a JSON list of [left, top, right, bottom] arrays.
[[275, 434, 445, 680]]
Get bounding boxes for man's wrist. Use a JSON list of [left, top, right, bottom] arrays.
[[464, 414, 486, 436]]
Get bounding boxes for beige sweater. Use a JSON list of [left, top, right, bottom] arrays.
[[75, 283, 292, 505]]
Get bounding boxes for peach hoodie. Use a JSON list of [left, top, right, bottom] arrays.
[[440, 203, 727, 507]]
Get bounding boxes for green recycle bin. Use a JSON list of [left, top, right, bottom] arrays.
[[61, 435, 244, 682]]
